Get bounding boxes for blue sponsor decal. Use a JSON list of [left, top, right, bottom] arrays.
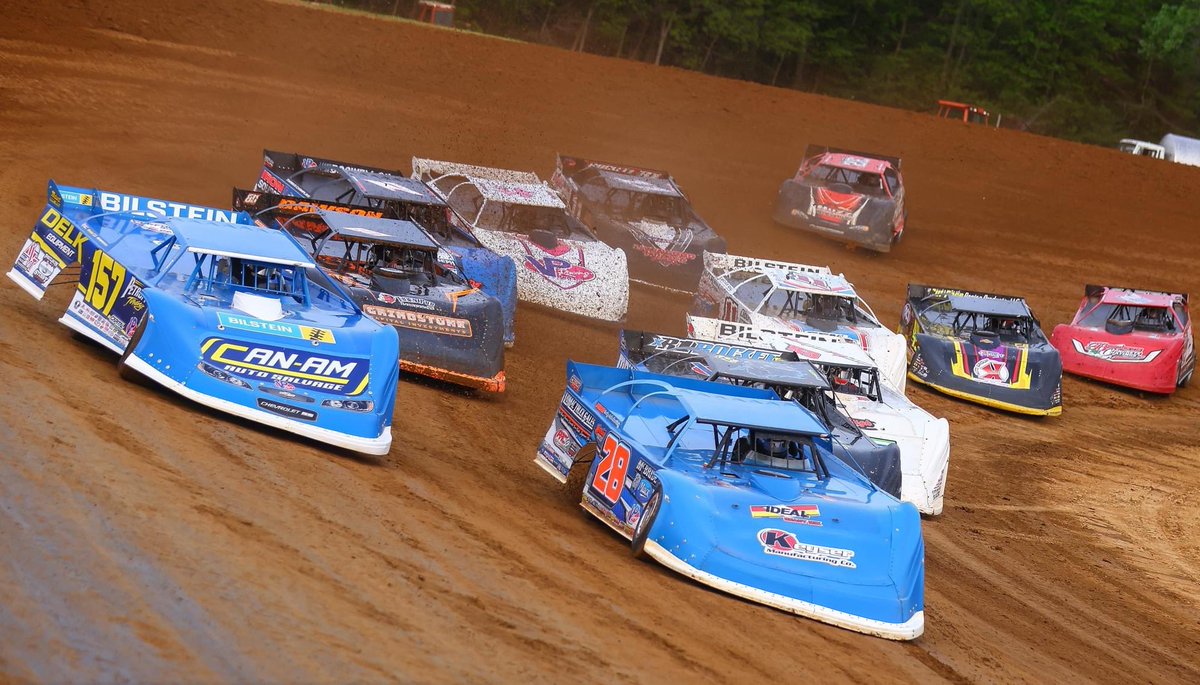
[[649, 334, 783, 362], [94, 191, 240, 223], [216, 313, 337, 344]]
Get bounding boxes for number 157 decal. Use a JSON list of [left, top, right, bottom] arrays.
[[592, 433, 631, 503]]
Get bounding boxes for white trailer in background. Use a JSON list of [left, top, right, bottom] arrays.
[[1118, 133, 1200, 167]]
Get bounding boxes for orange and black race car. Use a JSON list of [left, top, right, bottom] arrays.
[[773, 145, 906, 252], [900, 285, 1062, 416]]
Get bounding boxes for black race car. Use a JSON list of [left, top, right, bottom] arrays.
[[773, 145, 907, 252], [551, 154, 726, 292], [901, 285, 1062, 415], [618, 330, 902, 496], [254, 149, 517, 345], [239, 192, 506, 392]]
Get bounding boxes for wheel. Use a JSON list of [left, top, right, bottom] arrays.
[[630, 487, 662, 559], [1179, 356, 1194, 388], [117, 314, 148, 382]]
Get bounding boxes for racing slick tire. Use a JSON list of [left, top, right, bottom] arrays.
[[117, 313, 149, 384], [1179, 357, 1193, 388], [630, 486, 662, 560]]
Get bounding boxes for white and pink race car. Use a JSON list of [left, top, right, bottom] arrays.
[[413, 158, 629, 323]]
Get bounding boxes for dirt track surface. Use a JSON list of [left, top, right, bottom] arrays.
[[2, 1, 1199, 682]]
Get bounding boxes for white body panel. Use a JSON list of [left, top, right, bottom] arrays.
[[696, 252, 907, 391], [688, 316, 949, 515], [473, 229, 629, 322]]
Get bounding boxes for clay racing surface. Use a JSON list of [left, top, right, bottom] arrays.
[[1, 1, 1197, 682]]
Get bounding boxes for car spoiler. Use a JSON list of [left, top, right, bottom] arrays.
[[686, 316, 876, 369], [556, 153, 673, 181], [802, 144, 902, 171], [1084, 284, 1188, 305], [907, 284, 1028, 306], [411, 157, 541, 185], [620, 329, 800, 367], [262, 149, 408, 179], [233, 188, 388, 221], [8, 180, 249, 300], [703, 251, 832, 276]]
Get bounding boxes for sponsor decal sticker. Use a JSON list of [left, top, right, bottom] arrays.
[[363, 305, 472, 337], [633, 244, 696, 267], [375, 292, 435, 310], [1073, 339, 1160, 363], [560, 394, 597, 434], [972, 358, 1011, 384], [257, 398, 318, 422], [216, 313, 336, 345], [201, 338, 368, 395], [96, 192, 239, 223], [568, 373, 583, 393], [757, 529, 855, 568], [521, 241, 596, 289], [851, 417, 876, 430], [750, 504, 821, 527]]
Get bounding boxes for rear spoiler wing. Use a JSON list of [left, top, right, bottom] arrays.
[[411, 157, 541, 185], [704, 251, 832, 276], [9, 180, 249, 301], [802, 144, 902, 171], [907, 283, 1028, 306], [685, 316, 875, 369], [233, 188, 387, 221], [1084, 284, 1188, 304], [620, 329, 799, 367], [262, 149, 407, 179], [556, 153, 673, 181]]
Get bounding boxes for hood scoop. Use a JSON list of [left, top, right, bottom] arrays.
[[747, 470, 804, 501], [231, 291, 285, 321]]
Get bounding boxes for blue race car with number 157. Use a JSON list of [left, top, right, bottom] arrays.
[[7, 181, 399, 455], [534, 361, 924, 640]]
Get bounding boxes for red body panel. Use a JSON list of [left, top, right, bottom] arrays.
[[1050, 324, 1185, 394]]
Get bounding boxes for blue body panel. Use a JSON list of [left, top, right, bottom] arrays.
[[534, 361, 924, 638], [8, 181, 399, 454]]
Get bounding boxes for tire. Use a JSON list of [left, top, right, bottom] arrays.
[[1179, 356, 1194, 388], [117, 314, 148, 383], [630, 486, 662, 559]]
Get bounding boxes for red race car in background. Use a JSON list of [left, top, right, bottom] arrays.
[[1050, 285, 1194, 394], [772, 145, 906, 252]]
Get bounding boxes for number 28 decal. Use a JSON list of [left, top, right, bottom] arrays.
[[592, 433, 631, 503]]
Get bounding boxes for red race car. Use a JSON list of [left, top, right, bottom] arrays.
[[1050, 285, 1194, 394]]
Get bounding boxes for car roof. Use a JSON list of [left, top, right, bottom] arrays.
[[820, 153, 891, 174], [704, 355, 830, 390], [318, 210, 438, 249], [1099, 288, 1177, 308], [671, 387, 828, 435], [169, 218, 314, 267], [949, 294, 1031, 318], [766, 269, 857, 299]]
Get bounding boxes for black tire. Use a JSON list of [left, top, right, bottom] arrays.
[[117, 314, 148, 383], [630, 487, 662, 559], [1179, 356, 1194, 388]]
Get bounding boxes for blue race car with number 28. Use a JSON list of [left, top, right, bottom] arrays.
[[6, 181, 399, 455], [534, 361, 925, 640]]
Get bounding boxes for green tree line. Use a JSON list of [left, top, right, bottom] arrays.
[[328, 0, 1200, 144]]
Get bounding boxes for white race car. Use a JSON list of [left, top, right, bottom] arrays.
[[688, 315, 950, 516], [692, 252, 906, 391], [413, 158, 629, 323]]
